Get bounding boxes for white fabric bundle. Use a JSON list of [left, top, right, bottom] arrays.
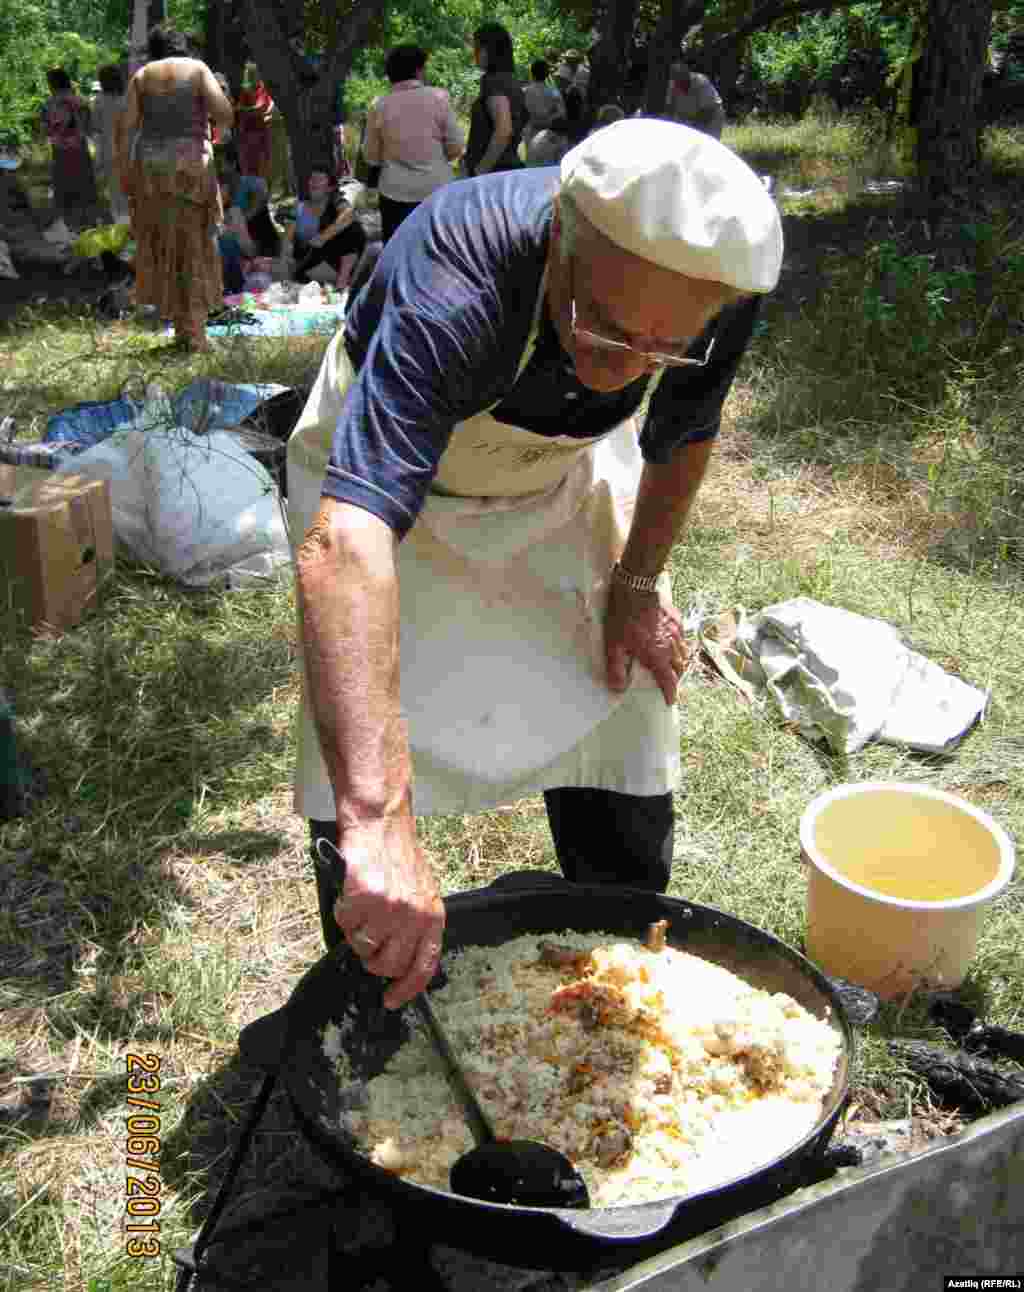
[[733, 597, 988, 754]]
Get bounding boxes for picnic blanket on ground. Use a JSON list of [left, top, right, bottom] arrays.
[[203, 285, 347, 339], [204, 304, 347, 339], [43, 380, 292, 455]]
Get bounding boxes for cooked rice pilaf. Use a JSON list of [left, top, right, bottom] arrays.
[[324, 929, 842, 1207]]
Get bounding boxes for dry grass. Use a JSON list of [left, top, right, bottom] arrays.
[[0, 115, 1022, 1289]]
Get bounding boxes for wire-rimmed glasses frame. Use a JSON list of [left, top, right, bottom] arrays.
[[568, 260, 717, 369]]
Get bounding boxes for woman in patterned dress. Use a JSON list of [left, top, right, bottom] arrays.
[[118, 27, 233, 351]]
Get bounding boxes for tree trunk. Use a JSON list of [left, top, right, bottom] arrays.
[[708, 39, 742, 111], [242, 0, 387, 199], [588, 0, 640, 113], [130, 0, 166, 68], [915, 0, 993, 211], [644, 0, 706, 116], [204, 0, 248, 89], [280, 80, 345, 197]]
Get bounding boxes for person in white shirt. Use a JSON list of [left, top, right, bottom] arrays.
[[363, 44, 464, 243], [665, 63, 726, 140], [522, 60, 565, 152]]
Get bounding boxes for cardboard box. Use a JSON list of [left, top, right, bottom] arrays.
[[0, 468, 114, 631]]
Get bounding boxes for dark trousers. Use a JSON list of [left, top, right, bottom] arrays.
[[378, 194, 419, 243], [309, 787, 674, 951], [218, 237, 245, 293], [294, 221, 367, 281], [99, 250, 132, 282], [247, 206, 281, 257], [542, 787, 674, 891]]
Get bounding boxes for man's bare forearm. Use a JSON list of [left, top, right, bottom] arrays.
[[619, 438, 715, 577], [294, 498, 411, 828]]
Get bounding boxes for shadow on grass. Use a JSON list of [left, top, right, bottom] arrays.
[[0, 263, 114, 332], [0, 565, 296, 998], [0, 1043, 352, 1288], [160, 1042, 361, 1287], [177, 830, 288, 864]]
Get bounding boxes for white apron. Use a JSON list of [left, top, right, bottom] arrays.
[[286, 288, 680, 819]]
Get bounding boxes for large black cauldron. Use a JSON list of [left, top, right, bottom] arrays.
[[278, 873, 853, 1271]]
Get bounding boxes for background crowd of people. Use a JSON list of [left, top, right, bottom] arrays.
[[33, 24, 725, 350]]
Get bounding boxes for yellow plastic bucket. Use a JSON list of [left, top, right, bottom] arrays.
[[801, 782, 1015, 998]]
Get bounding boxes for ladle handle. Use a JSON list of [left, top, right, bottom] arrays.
[[413, 992, 495, 1148], [315, 838, 496, 1148]]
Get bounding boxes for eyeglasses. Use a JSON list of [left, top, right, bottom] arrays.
[[569, 262, 716, 369]]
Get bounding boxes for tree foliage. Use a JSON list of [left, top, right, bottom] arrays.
[[342, 0, 591, 116], [0, 0, 122, 144], [0, 0, 1011, 197], [0, 0, 205, 145], [743, 4, 908, 112]]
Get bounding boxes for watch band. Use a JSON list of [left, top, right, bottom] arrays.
[[611, 561, 660, 594]]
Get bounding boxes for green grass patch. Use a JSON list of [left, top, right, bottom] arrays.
[[0, 114, 1021, 1288]]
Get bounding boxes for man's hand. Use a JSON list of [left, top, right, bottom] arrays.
[[333, 813, 445, 1010], [604, 581, 688, 706], [295, 499, 436, 1010]]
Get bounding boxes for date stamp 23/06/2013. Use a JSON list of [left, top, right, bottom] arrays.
[[124, 1053, 163, 1258]]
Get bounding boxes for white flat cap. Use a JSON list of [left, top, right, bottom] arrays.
[[560, 118, 783, 293]]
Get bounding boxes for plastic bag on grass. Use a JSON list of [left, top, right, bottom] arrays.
[[52, 425, 291, 587]]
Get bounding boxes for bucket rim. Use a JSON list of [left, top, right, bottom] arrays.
[[799, 780, 1016, 911]]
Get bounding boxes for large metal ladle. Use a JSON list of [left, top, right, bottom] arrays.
[[316, 839, 590, 1209], [412, 989, 589, 1208]]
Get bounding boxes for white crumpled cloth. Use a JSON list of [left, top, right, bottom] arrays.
[[725, 596, 988, 755], [46, 402, 290, 588]]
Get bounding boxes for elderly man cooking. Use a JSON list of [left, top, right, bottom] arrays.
[[288, 119, 782, 1011]]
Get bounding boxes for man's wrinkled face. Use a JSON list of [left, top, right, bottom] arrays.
[[552, 214, 737, 393]]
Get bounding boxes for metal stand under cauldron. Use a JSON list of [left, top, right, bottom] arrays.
[[172, 1005, 463, 1291]]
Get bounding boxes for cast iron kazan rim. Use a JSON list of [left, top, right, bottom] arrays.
[[277, 874, 854, 1270]]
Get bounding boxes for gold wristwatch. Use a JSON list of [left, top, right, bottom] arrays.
[[610, 562, 660, 594]]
